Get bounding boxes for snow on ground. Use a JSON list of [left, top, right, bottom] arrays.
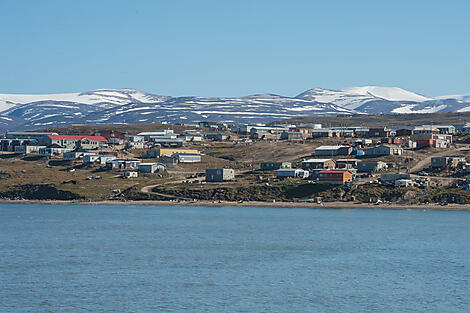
[[341, 86, 432, 102], [392, 104, 447, 114]]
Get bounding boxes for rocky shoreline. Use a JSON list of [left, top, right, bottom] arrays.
[[1, 199, 469, 211]]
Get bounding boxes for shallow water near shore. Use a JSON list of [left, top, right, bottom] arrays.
[[1, 203, 469, 312]]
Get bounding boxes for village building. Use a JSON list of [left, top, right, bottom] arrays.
[[5, 132, 58, 146], [314, 145, 352, 156], [462, 123, 470, 134], [335, 159, 358, 169], [410, 133, 453, 148], [280, 131, 303, 140], [138, 163, 166, 173], [350, 127, 369, 137], [435, 125, 456, 134], [158, 155, 179, 166], [311, 129, 338, 138], [250, 131, 281, 140], [301, 159, 335, 170], [172, 153, 201, 163], [94, 130, 126, 145], [317, 170, 353, 185], [83, 154, 117, 164], [122, 171, 138, 178], [13, 145, 45, 154], [335, 128, 355, 137], [413, 126, 440, 134], [0, 139, 37, 152], [380, 173, 411, 185], [431, 156, 466, 169], [293, 127, 315, 138], [106, 159, 141, 170], [198, 121, 219, 129], [151, 148, 199, 158], [367, 127, 390, 138], [203, 132, 238, 141], [178, 133, 203, 142], [137, 130, 183, 147], [137, 130, 177, 140], [365, 144, 403, 156], [275, 168, 309, 179], [45, 135, 108, 150], [395, 127, 413, 136], [395, 179, 413, 187], [39, 147, 72, 157], [260, 162, 291, 170], [357, 161, 388, 172], [63, 151, 95, 161], [237, 124, 289, 135], [83, 154, 100, 163], [126, 141, 145, 149], [381, 137, 406, 145], [98, 155, 117, 164], [206, 168, 235, 182]]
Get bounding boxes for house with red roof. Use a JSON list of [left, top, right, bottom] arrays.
[[46, 135, 108, 150]]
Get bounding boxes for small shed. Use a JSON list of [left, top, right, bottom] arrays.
[[122, 171, 138, 178]]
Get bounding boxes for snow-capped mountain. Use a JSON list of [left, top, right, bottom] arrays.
[[295, 86, 432, 110], [0, 86, 469, 131]]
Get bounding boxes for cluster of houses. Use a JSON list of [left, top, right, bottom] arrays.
[[260, 159, 380, 185], [1, 130, 205, 179], [178, 123, 461, 153], [2, 120, 470, 186], [235, 124, 456, 149]]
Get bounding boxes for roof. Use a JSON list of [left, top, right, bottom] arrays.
[[318, 170, 351, 174], [7, 132, 58, 135], [315, 145, 349, 150], [358, 161, 387, 165], [47, 135, 107, 141], [302, 158, 333, 163], [276, 168, 303, 172], [376, 144, 402, 148], [172, 153, 201, 156]]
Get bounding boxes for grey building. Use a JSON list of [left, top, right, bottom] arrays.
[[138, 163, 166, 173], [5, 132, 58, 146], [280, 131, 303, 140], [365, 145, 403, 156], [431, 156, 466, 169], [380, 173, 411, 185], [314, 145, 352, 156], [357, 161, 388, 172], [205, 168, 235, 182], [172, 153, 201, 163]]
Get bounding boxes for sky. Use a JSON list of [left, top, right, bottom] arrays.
[[0, 0, 469, 98]]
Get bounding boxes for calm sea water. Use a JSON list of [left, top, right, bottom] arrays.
[[0, 204, 469, 312]]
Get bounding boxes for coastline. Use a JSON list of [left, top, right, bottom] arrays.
[[0, 199, 470, 210]]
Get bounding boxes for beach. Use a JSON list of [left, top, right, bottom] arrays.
[[1, 199, 469, 210]]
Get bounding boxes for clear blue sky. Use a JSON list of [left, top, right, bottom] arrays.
[[1, 0, 469, 97]]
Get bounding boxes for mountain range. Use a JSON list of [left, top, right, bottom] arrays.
[[0, 86, 469, 131]]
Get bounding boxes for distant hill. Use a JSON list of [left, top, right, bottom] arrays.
[[1, 86, 470, 131]]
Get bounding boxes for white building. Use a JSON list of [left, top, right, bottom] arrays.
[[276, 168, 309, 179]]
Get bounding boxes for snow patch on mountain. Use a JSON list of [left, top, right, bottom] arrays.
[[341, 86, 431, 102]]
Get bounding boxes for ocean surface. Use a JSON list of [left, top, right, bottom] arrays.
[[1, 204, 469, 312]]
